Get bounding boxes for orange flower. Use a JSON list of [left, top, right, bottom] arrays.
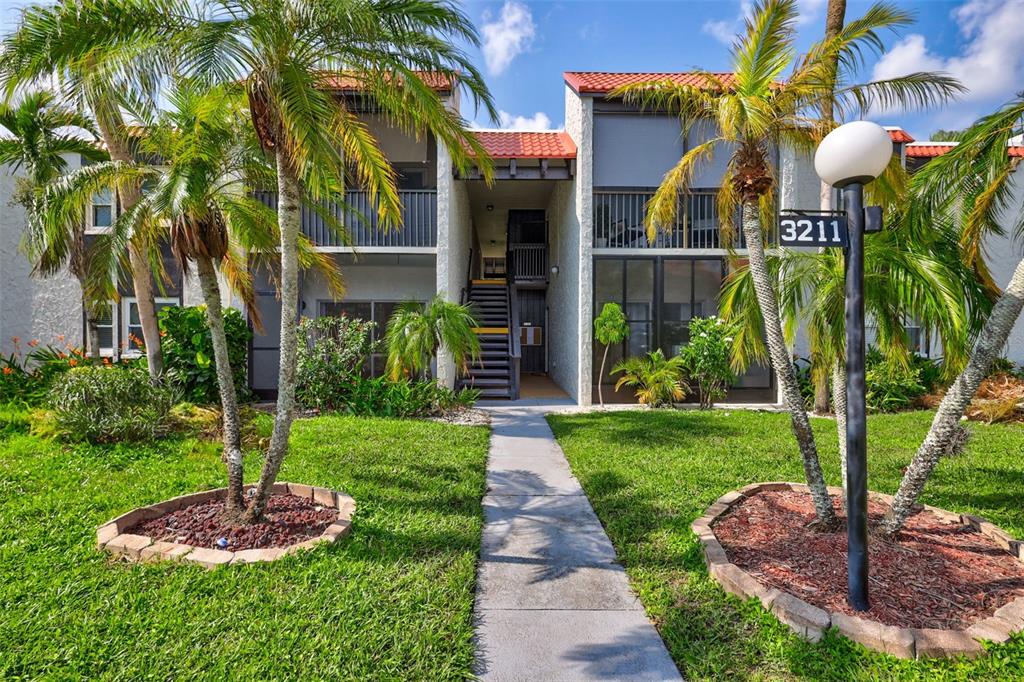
[[56, 335, 65, 343], [103, 357, 111, 365], [2, 367, 12, 375], [10, 337, 20, 345], [58, 352, 66, 359], [27, 339, 38, 348], [68, 359, 79, 367]]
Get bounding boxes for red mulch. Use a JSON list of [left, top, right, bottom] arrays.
[[127, 494, 338, 551], [714, 491, 1024, 629]]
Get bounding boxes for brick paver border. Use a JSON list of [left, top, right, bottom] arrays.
[[97, 482, 355, 568], [694, 482, 1024, 659]]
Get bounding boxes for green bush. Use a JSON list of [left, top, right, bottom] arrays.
[[295, 315, 377, 411], [680, 316, 736, 408], [0, 341, 116, 406], [49, 367, 176, 443], [159, 306, 252, 405], [342, 376, 478, 417], [611, 350, 688, 407], [864, 350, 927, 412]]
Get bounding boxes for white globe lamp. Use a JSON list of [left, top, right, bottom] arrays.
[[814, 121, 893, 187]]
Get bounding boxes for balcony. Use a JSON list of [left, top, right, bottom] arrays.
[[593, 190, 752, 249], [255, 189, 437, 248]]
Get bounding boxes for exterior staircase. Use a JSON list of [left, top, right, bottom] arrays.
[[461, 279, 514, 399]]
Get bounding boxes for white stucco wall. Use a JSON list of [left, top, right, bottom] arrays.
[[546, 179, 580, 399], [0, 156, 85, 356], [434, 141, 472, 387], [300, 254, 437, 312], [565, 85, 594, 404], [985, 168, 1024, 365]]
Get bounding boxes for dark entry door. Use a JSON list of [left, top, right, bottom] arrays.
[[507, 209, 547, 282], [518, 289, 546, 373]]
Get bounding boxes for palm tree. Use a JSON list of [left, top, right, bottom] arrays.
[[1, 90, 108, 358], [0, 0, 188, 381], [385, 296, 480, 381], [175, 0, 495, 522], [611, 350, 688, 407], [611, 0, 962, 528], [882, 95, 1024, 536]]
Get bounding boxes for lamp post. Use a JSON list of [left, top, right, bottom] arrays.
[[813, 121, 893, 612]]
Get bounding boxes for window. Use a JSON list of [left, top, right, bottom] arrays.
[[89, 189, 115, 232], [94, 303, 116, 356], [319, 300, 410, 377], [123, 298, 179, 354], [484, 258, 506, 277]]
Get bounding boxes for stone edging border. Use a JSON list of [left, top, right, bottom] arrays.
[[96, 482, 355, 568], [692, 482, 1024, 660]]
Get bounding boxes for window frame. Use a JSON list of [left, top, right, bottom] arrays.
[[86, 188, 117, 234], [121, 297, 179, 357]]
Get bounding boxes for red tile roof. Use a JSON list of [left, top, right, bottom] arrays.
[[319, 71, 453, 92], [472, 131, 577, 159], [906, 142, 1024, 159], [564, 71, 742, 94], [885, 127, 915, 143]]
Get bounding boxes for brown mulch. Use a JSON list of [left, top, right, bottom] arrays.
[[919, 373, 1024, 424], [713, 491, 1024, 629], [127, 493, 338, 551]]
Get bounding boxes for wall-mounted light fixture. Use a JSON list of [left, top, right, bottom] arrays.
[[486, 204, 494, 212], [550, 265, 560, 276]]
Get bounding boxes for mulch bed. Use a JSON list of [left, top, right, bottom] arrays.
[[127, 493, 338, 551], [714, 491, 1024, 629]]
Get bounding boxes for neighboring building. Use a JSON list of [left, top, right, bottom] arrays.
[[3, 72, 1021, 404]]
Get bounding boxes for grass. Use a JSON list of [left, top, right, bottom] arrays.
[[0, 409, 489, 680], [548, 409, 1024, 681]]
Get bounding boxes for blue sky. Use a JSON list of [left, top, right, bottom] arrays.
[[1, 0, 1021, 140], [456, 0, 1024, 139]]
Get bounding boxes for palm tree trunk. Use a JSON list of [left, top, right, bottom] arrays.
[[741, 202, 838, 527], [83, 290, 101, 361], [196, 254, 246, 512], [91, 98, 163, 381], [599, 344, 609, 406], [882, 257, 1024, 536], [244, 152, 302, 522], [831, 357, 847, 509]]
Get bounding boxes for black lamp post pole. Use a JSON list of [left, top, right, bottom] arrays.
[[843, 182, 870, 612]]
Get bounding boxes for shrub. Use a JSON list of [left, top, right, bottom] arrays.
[[342, 376, 479, 417], [612, 350, 688, 407], [0, 339, 112, 406], [680, 316, 736, 408], [159, 306, 252, 405], [49, 367, 175, 443], [793, 357, 815, 408], [295, 315, 377, 411], [988, 356, 1019, 378], [864, 358, 927, 412]]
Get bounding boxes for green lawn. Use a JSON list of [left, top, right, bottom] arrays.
[[0, 411, 489, 680], [548, 409, 1024, 681]]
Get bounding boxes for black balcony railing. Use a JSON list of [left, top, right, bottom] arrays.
[[255, 189, 437, 248], [508, 243, 547, 281], [594, 190, 759, 249]]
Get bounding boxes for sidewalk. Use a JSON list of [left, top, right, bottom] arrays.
[[473, 402, 681, 681]]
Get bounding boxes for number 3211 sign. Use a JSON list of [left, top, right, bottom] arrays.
[[778, 212, 848, 248]]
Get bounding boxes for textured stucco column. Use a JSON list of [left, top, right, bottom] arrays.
[[564, 86, 594, 405], [435, 142, 472, 388]]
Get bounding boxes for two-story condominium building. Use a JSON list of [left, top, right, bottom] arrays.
[[3, 71, 1021, 405]]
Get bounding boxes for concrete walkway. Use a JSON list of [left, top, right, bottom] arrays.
[[474, 402, 682, 681]]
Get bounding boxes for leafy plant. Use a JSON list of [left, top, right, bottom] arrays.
[[612, 350, 688, 407], [48, 367, 175, 443], [988, 357, 1018, 378], [295, 315, 377, 411], [160, 305, 252, 405], [0, 338, 122, 406], [680, 316, 736, 409], [593, 303, 629, 406], [386, 297, 480, 380], [864, 350, 927, 412], [341, 376, 479, 418]]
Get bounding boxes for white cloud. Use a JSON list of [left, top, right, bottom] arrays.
[[497, 110, 552, 131], [481, 1, 536, 76], [702, 0, 824, 45], [872, 0, 1024, 121]]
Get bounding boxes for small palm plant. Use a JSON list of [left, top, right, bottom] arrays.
[[612, 350, 688, 407], [386, 296, 481, 381], [593, 302, 630, 406]]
